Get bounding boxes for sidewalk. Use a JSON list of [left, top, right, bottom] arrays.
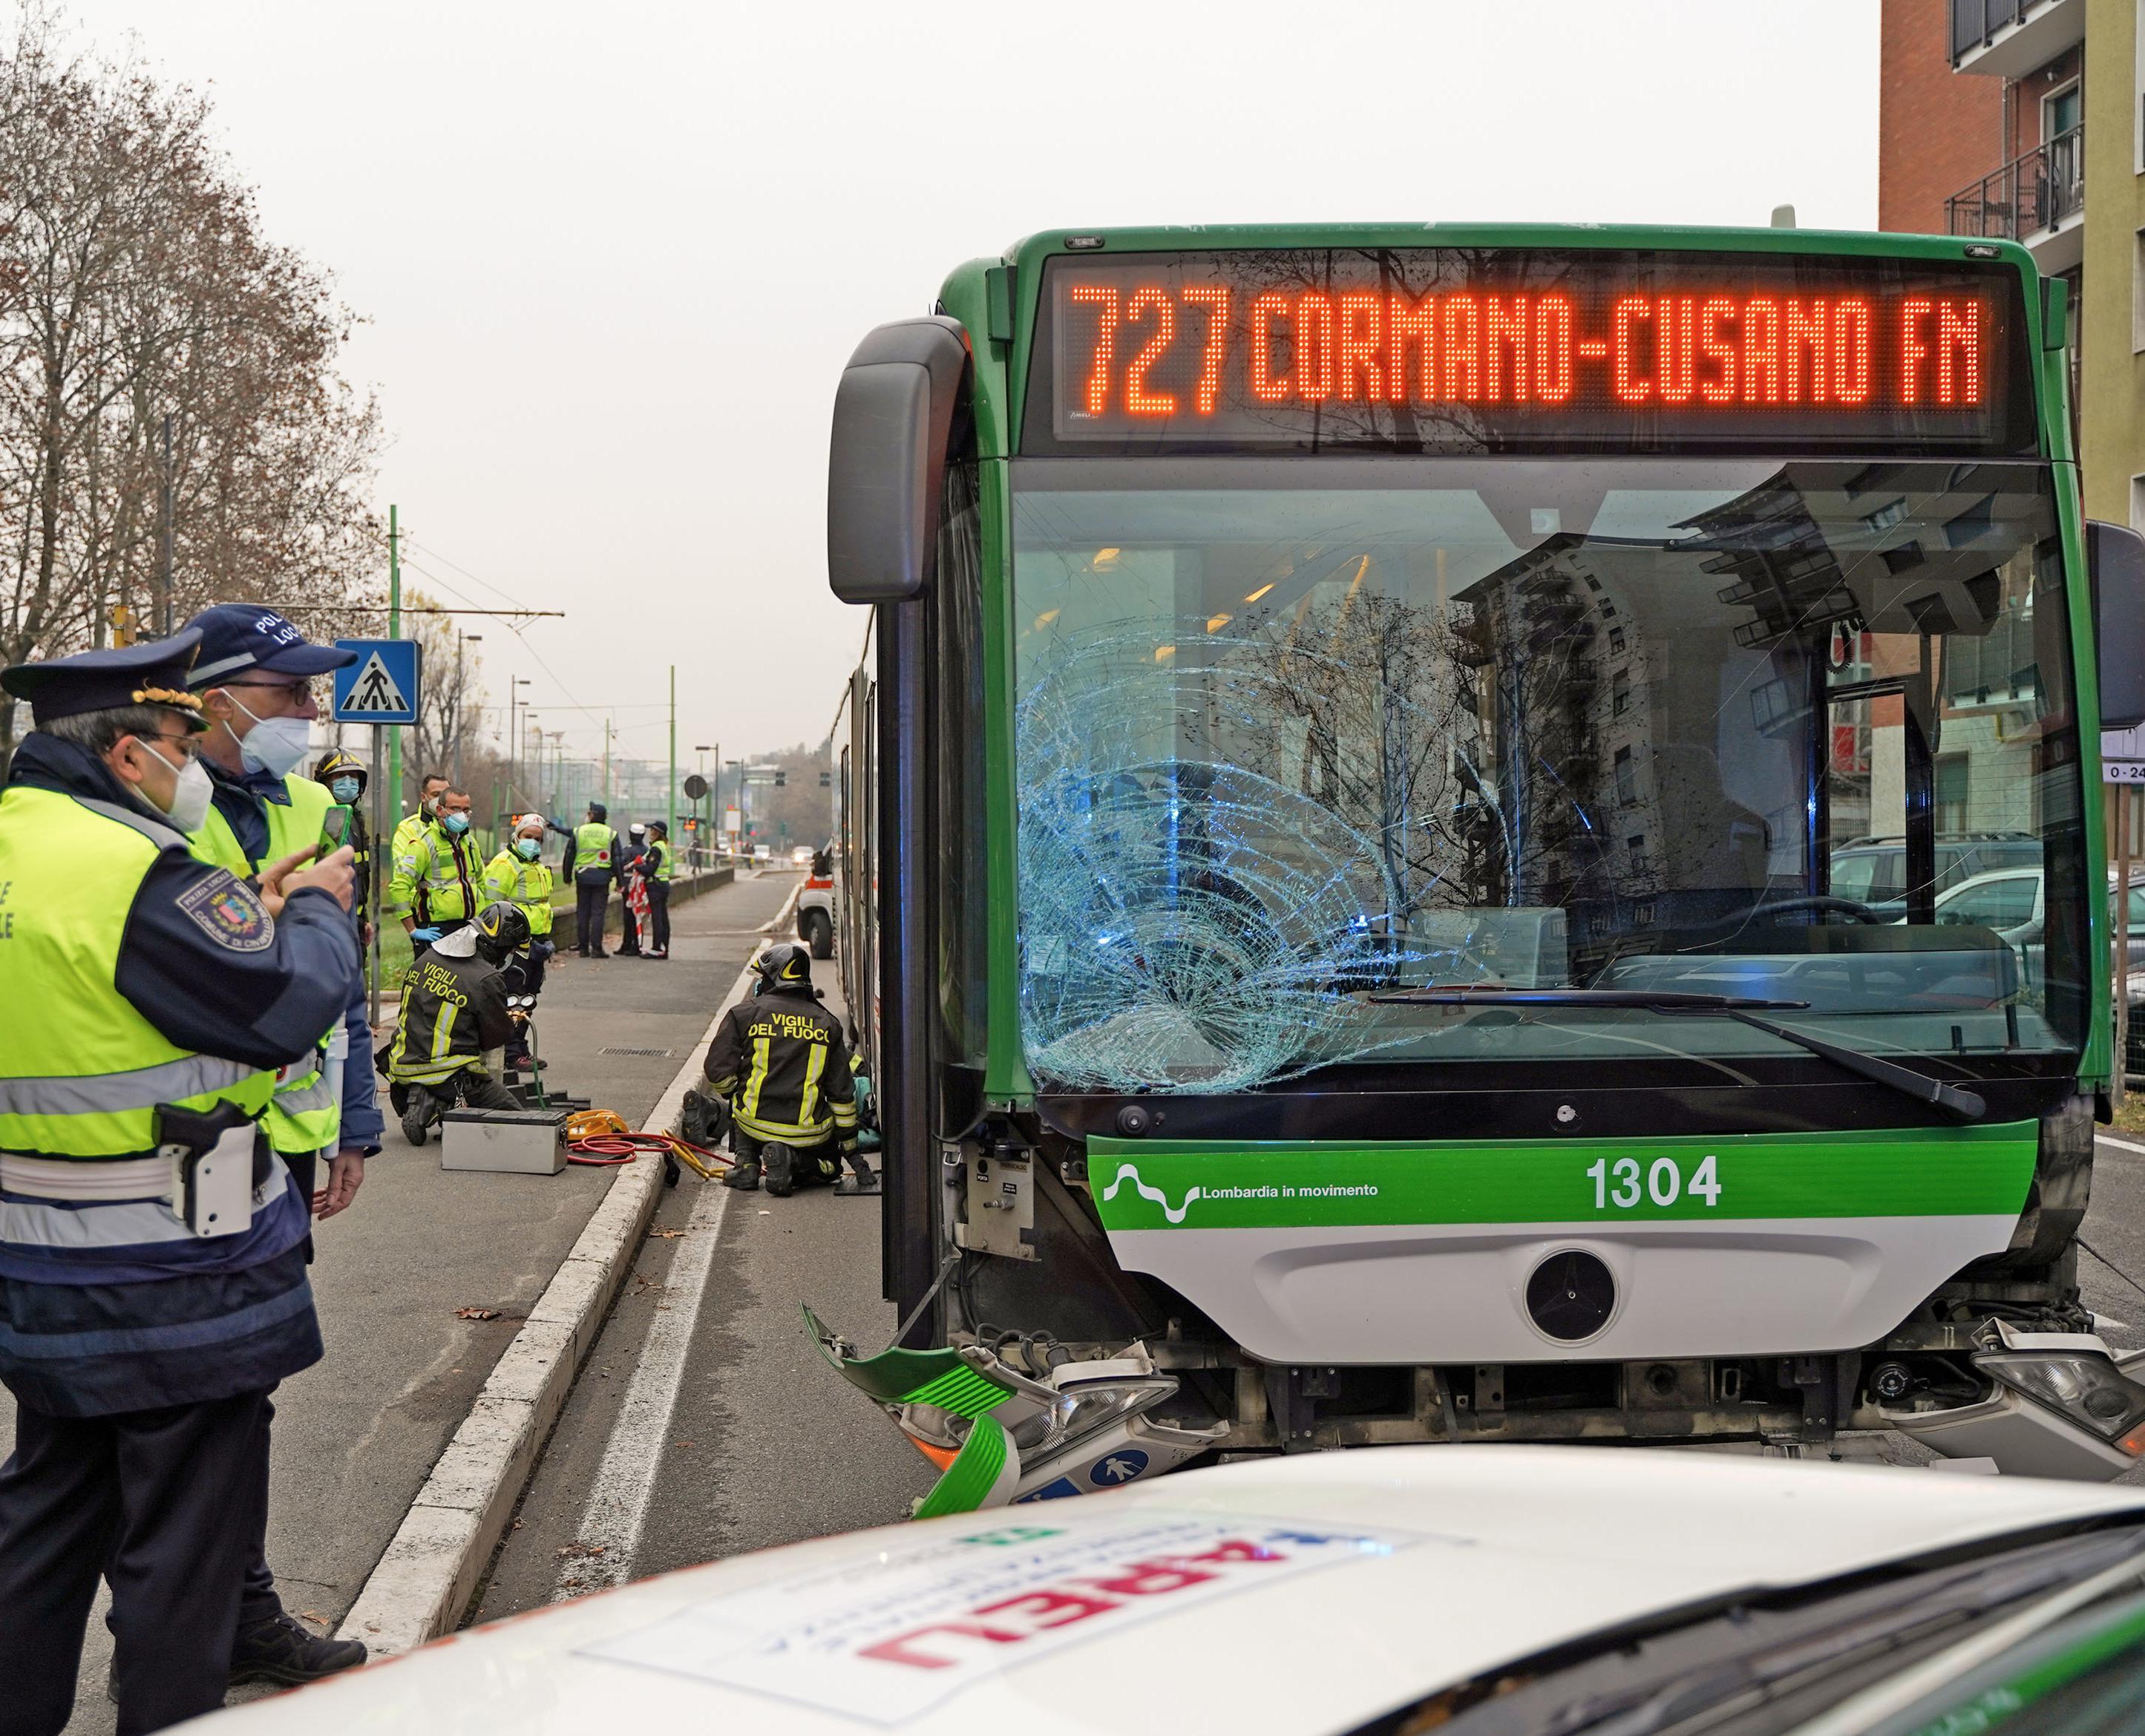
[[22, 869, 803, 1735]]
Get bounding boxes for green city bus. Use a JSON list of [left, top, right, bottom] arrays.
[[813, 224, 2145, 1508]]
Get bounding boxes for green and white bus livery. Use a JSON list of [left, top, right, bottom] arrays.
[[812, 224, 2145, 1507]]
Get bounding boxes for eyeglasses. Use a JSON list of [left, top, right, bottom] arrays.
[[224, 677, 318, 706], [140, 731, 201, 760]]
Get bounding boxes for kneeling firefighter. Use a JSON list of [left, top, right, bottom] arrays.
[[708, 943, 871, 1196], [385, 901, 528, 1144]]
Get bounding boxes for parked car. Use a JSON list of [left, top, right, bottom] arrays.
[[796, 843, 834, 957], [194, 1446, 2145, 1736], [1828, 831, 2043, 918]]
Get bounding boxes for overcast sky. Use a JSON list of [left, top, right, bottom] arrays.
[[62, 0, 1880, 773]]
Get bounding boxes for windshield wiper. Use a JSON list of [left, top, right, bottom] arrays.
[[1369, 987, 1987, 1120]]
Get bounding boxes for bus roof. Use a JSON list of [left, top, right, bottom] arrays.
[[995, 223, 2039, 277]]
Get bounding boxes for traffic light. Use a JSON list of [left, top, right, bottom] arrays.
[[774, 770, 787, 787], [819, 770, 831, 787]]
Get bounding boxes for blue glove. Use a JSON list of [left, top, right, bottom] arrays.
[[410, 927, 443, 943]]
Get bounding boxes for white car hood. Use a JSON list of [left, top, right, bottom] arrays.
[[189, 1446, 2145, 1735]]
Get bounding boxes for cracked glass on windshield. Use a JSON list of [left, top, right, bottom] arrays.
[[1011, 458, 2083, 1093]]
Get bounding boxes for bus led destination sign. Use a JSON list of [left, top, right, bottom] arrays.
[[1030, 249, 2033, 456]]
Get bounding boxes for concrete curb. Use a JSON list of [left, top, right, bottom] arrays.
[[334, 918, 785, 1658]]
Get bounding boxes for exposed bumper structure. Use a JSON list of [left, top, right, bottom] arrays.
[[805, 1308, 1223, 1514], [1882, 1320, 2145, 1480]]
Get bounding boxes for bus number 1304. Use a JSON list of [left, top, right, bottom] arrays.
[[1585, 1154, 1722, 1211]]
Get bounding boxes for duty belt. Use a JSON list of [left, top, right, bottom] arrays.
[[0, 1153, 171, 1202]]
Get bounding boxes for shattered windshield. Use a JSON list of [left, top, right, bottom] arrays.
[[1012, 458, 2084, 1093]]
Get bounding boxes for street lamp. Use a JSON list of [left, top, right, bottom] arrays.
[[508, 676, 533, 802], [452, 632, 484, 784], [694, 744, 715, 867]]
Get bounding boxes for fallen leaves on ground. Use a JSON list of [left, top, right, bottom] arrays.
[[454, 1306, 501, 1320]]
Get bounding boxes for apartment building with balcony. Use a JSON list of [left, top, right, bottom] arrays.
[[1882, 0, 2142, 852]]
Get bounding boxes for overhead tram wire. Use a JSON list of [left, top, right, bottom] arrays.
[[394, 550, 605, 749], [393, 540, 608, 733]]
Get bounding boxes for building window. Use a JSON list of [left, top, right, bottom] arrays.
[[1614, 744, 1637, 805], [2046, 80, 2081, 145], [1935, 755, 1971, 832], [1628, 835, 1650, 876], [1608, 625, 1625, 655], [1612, 669, 1631, 716], [2135, 237, 2145, 353]]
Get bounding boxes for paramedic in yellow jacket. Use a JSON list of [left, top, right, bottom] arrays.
[[483, 814, 556, 1067]]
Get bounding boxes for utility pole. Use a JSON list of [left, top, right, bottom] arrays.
[[508, 677, 531, 803], [667, 664, 677, 861], [454, 633, 483, 787], [603, 714, 614, 813], [385, 504, 402, 825]]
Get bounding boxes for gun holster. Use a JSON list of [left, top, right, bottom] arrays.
[[154, 1101, 269, 1238]]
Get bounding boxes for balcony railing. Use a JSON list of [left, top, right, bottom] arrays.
[[1952, 0, 2027, 59], [1946, 127, 2083, 243]]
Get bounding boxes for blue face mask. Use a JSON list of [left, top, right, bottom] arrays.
[[329, 777, 361, 803], [514, 838, 540, 861], [442, 812, 470, 836]]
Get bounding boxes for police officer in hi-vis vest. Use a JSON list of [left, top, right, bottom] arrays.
[[180, 606, 381, 1694], [565, 800, 621, 958], [0, 632, 359, 1735]]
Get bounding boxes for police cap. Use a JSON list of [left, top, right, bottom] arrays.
[[181, 603, 357, 688], [1, 629, 211, 731]]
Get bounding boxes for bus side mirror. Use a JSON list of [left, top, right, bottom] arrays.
[[826, 316, 969, 603], [2090, 520, 2145, 730]]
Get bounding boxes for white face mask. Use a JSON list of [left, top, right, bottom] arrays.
[[223, 690, 311, 779], [138, 741, 214, 834]]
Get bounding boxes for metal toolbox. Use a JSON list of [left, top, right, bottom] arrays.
[[439, 1107, 569, 1175]]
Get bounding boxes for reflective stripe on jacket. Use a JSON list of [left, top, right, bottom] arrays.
[[190, 773, 342, 1156], [388, 951, 513, 1084], [702, 989, 857, 1145], [391, 824, 484, 925], [573, 822, 614, 874], [482, 851, 555, 937]]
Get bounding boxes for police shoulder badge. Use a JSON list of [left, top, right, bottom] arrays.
[[177, 871, 275, 953]]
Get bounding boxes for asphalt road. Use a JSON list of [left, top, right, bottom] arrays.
[[22, 868, 799, 1736], [474, 971, 937, 1622]]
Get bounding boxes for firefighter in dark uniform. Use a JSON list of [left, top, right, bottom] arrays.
[[387, 901, 529, 1145], [0, 632, 360, 1736], [708, 943, 870, 1196]]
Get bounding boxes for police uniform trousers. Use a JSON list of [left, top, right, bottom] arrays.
[[646, 880, 670, 953], [0, 1387, 272, 1736], [574, 874, 610, 955], [618, 885, 641, 955]]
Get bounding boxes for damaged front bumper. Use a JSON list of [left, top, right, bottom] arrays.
[[803, 1308, 1225, 1516], [1882, 1319, 2145, 1479]]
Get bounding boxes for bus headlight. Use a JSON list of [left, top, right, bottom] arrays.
[[1978, 1352, 2145, 1453], [1015, 1373, 1179, 1456]]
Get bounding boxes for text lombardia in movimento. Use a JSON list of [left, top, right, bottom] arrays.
[[1199, 1184, 1380, 1201]]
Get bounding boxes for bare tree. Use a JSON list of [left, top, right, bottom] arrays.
[[0, 6, 384, 766]]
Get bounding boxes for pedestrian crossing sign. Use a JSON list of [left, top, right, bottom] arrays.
[[333, 638, 422, 724]]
